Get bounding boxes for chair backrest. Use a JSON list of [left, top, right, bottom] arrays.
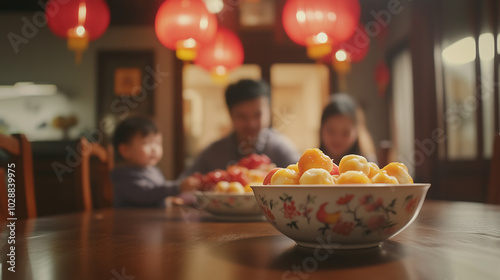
[[76, 138, 114, 210], [0, 134, 37, 219], [487, 133, 500, 204], [32, 138, 113, 216]]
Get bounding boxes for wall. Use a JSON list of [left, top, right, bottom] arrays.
[[0, 12, 177, 178], [345, 46, 391, 148], [271, 64, 329, 154], [0, 3, 414, 177], [344, 1, 413, 154], [0, 93, 72, 140]]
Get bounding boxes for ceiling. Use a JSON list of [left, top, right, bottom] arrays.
[[0, 0, 391, 26], [0, 0, 163, 25]]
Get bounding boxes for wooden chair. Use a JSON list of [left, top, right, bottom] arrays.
[[0, 134, 37, 219], [487, 133, 500, 204], [76, 138, 114, 210], [32, 138, 113, 216]]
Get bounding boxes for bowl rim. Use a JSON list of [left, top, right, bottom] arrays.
[[250, 183, 431, 189], [193, 191, 255, 197]]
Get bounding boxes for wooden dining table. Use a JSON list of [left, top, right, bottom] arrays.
[[1, 200, 499, 280]]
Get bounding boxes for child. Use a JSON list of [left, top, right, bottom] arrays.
[[319, 93, 378, 165], [111, 116, 196, 208]]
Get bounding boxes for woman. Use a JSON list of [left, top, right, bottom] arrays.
[[319, 93, 378, 165]]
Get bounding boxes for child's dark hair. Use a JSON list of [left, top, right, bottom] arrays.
[[113, 116, 158, 150], [319, 93, 360, 156], [225, 79, 270, 110]]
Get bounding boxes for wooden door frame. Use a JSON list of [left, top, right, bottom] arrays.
[[409, 0, 440, 191], [410, 0, 498, 202]]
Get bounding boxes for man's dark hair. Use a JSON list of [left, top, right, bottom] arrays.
[[225, 79, 270, 110], [113, 116, 158, 149]]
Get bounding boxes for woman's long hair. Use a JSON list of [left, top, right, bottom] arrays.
[[319, 93, 361, 160]]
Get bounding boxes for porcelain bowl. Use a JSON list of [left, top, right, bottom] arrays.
[[194, 191, 263, 220], [251, 184, 430, 249]]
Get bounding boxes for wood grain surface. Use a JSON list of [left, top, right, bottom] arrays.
[[1, 200, 499, 280]]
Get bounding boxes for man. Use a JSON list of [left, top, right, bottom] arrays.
[[179, 79, 300, 179]]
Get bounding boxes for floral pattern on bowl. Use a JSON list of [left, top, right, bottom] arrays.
[[252, 184, 430, 249]]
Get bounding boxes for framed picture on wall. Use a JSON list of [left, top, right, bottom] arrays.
[[113, 67, 142, 96], [96, 50, 155, 142], [239, 0, 275, 29]]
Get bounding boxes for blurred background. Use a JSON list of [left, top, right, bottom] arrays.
[[0, 0, 498, 203]]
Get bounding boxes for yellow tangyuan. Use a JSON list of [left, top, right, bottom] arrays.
[[367, 162, 380, 178], [298, 148, 333, 174], [338, 154, 370, 176], [215, 181, 229, 192], [299, 168, 334, 185], [371, 170, 399, 184], [336, 170, 371, 184], [271, 168, 300, 185], [382, 162, 413, 184], [287, 163, 299, 173], [332, 175, 339, 184], [227, 182, 245, 193]]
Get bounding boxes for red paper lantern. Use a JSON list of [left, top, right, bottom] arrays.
[[46, 0, 110, 63], [374, 61, 390, 98], [282, 0, 360, 59], [155, 0, 218, 61], [336, 24, 370, 63], [322, 23, 370, 67], [195, 27, 244, 82]]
